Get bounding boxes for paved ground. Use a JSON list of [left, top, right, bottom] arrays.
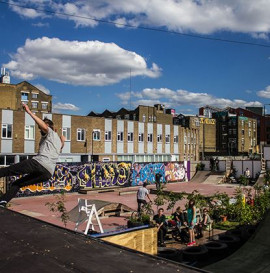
[[8, 182, 241, 233]]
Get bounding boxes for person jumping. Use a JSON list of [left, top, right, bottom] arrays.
[[0, 103, 64, 208]]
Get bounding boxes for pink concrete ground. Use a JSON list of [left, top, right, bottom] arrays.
[[8, 182, 244, 234]]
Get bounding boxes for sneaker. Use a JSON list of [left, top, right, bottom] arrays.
[[192, 241, 196, 245], [187, 242, 193, 246], [0, 201, 7, 208]]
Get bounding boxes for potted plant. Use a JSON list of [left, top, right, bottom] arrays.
[[127, 213, 151, 228]]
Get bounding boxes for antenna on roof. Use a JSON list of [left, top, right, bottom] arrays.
[[129, 68, 131, 110], [0, 67, 10, 84]]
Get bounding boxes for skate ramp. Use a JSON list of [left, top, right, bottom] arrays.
[[190, 171, 211, 183], [202, 173, 225, 185], [205, 211, 270, 273], [67, 199, 133, 223], [254, 173, 265, 187], [0, 208, 206, 273]]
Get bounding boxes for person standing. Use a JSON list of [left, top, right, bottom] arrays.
[[187, 199, 197, 246], [137, 182, 151, 213], [155, 171, 162, 191], [0, 103, 64, 208]]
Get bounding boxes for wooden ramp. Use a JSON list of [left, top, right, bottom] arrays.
[[190, 171, 212, 183], [68, 199, 133, 223]]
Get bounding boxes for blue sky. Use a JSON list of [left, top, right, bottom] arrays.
[[1, 0, 270, 116]]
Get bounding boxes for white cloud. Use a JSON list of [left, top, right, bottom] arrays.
[[32, 22, 49, 27], [4, 37, 161, 86], [9, 0, 270, 35], [53, 102, 80, 111], [251, 33, 269, 40], [35, 83, 50, 94], [257, 86, 270, 98], [117, 87, 262, 109]]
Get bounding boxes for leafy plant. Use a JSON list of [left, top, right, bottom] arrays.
[[238, 175, 249, 186], [165, 191, 185, 213], [196, 163, 205, 171], [45, 191, 69, 227]]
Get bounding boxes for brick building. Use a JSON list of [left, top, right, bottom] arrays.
[[0, 71, 52, 114], [0, 108, 199, 165], [174, 114, 216, 159]]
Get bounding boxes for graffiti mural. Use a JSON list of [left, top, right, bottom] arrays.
[[6, 161, 190, 197], [77, 162, 132, 188], [132, 161, 190, 186], [7, 164, 80, 196]]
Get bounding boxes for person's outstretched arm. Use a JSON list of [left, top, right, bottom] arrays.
[[22, 103, 48, 134]]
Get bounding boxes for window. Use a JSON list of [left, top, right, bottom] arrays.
[[142, 114, 146, 122], [93, 130, 100, 141], [148, 115, 153, 122], [249, 130, 251, 137], [153, 116, 157, 122], [117, 131, 123, 141], [222, 125, 226, 132], [2, 124, 12, 139], [253, 122, 256, 129], [77, 128, 85, 141], [25, 125, 35, 140], [174, 135, 179, 143], [105, 131, 112, 141], [165, 134, 170, 143], [138, 133, 144, 142], [32, 93, 38, 99], [157, 134, 162, 142], [242, 129, 245, 135], [21, 92, 29, 101], [42, 103, 48, 110], [241, 138, 245, 145], [124, 114, 129, 120], [241, 120, 244, 126], [133, 114, 137, 120], [249, 121, 251, 128], [32, 102, 38, 109], [127, 132, 133, 142], [62, 127, 71, 141], [148, 133, 153, 142]]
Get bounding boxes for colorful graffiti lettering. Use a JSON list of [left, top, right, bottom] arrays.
[[164, 162, 188, 182], [7, 161, 190, 197], [8, 164, 79, 196], [132, 163, 165, 186], [77, 162, 132, 188], [132, 161, 189, 186]]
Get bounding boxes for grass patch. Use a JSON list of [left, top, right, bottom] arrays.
[[214, 221, 240, 230]]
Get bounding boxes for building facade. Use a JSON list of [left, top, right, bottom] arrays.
[[0, 109, 199, 165], [0, 81, 52, 113]]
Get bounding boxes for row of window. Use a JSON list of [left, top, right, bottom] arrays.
[[31, 101, 48, 110], [78, 129, 179, 143], [1, 125, 181, 144]]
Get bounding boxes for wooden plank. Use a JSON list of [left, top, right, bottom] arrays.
[[102, 227, 158, 255]]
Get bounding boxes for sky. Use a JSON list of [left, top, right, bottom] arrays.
[[0, 0, 270, 116]]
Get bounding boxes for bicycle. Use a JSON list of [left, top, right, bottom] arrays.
[[131, 201, 154, 221]]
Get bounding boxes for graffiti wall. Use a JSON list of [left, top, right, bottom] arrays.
[[7, 161, 190, 197], [7, 164, 80, 197], [132, 161, 190, 186], [7, 161, 132, 196], [77, 162, 132, 189]]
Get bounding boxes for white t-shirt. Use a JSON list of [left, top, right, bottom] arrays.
[[33, 128, 62, 175], [137, 187, 149, 200]]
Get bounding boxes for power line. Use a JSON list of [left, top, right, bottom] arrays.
[[1, 0, 270, 48]]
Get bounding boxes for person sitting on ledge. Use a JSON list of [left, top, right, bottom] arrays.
[[153, 208, 167, 247]]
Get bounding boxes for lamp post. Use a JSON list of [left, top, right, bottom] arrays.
[[92, 131, 94, 162]]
